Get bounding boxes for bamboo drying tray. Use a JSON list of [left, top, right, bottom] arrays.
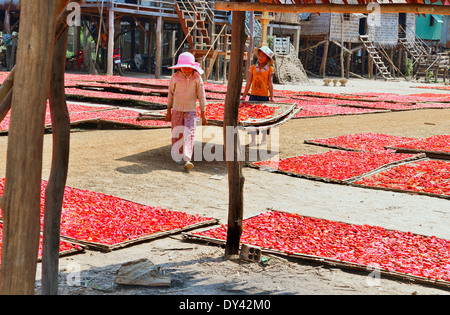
[[385, 146, 450, 160], [60, 218, 219, 253], [348, 157, 450, 200], [182, 209, 450, 290], [247, 153, 427, 185], [138, 101, 301, 129]]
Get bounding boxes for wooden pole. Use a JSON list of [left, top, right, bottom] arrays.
[[320, 40, 329, 78], [224, 3, 247, 258], [215, 2, 450, 15], [346, 43, 352, 79], [155, 16, 162, 79], [0, 0, 68, 295], [107, 8, 114, 76], [340, 14, 345, 78], [41, 25, 71, 296]]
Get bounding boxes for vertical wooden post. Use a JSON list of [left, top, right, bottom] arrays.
[[224, 4, 247, 258], [74, 26, 81, 55], [41, 25, 71, 296], [107, 8, 114, 76], [0, 0, 67, 295], [320, 40, 329, 78], [303, 37, 309, 69], [361, 48, 366, 76], [346, 43, 351, 79], [148, 18, 155, 75], [340, 14, 345, 78], [155, 16, 162, 79], [368, 54, 373, 79], [4, 9, 12, 71]]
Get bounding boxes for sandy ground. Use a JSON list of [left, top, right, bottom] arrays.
[[1, 76, 449, 296]]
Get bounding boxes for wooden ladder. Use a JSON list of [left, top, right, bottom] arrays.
[[360, 35, 395, 81]]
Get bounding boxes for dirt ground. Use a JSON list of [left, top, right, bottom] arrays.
[[1, 77, 449, 296]]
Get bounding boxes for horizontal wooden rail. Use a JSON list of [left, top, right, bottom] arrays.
[[215, 2, 450, 15]]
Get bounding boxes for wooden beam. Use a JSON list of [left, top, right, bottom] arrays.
[[224, 5, 247, 258], [298, 39, 327, 53], [155, 16, 162, 79], [41, 25, 71, 296], [107, 8, 115, 76], [0, 0, 68, 295], [320, 40, 329, 78], [215, 2, 450, 15]]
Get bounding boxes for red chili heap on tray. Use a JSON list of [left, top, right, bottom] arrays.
[[195, 211, 450, 282], [354, 160, 450, 196], [0, 223, 81, 262], [390, 135, 450, 154], [199, 102, 278, 122], [0, 179, 213, 246], [308, 133, 419, 153], [254, 151, 416, 181]]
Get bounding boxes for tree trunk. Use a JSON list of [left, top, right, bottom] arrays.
[[224, 5, 247, 258], [41, 25, 71, 296], [0, 0, 68, 295]]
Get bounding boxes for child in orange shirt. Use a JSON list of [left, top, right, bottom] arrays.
[[241, 46, 275, 146]]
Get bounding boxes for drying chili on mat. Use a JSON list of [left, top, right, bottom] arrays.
[[68, 109, 171, 127], [387, 135, 450, 155], [253, 151, 418, 181], [197, 102, 279, 122], [413, 86, 450, 91], [0, 106, 170, 132], [353, 159, 450, 197], [65, 88, 168, 106], [0, 180, 215, 248], [193, 211, 450, 283], [0, 223, 83, 263], [64, 73, 170, 87], [306, 133, 419, 153], [293, 102, 386, 118]]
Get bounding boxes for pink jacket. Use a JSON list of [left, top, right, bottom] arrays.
[[167, 71, 207, 113]]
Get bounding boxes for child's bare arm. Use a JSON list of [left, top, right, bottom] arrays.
[[268, 73, 275, 102], [241, 71, 253, 100]]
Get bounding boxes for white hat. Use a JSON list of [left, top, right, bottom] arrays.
[[258, 46, 274, 60]]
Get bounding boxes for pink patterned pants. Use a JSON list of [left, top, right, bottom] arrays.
[[171, 110, 197, 162]]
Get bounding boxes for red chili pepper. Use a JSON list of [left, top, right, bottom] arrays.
[[255, 151, 417, 181], [195, 211, 450, 282], [354, 160, 450, 197]]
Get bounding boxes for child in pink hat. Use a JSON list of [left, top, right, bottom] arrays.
[[165, 52, 208, 171]]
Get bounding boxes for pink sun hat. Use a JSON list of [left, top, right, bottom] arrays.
[[169, 52, 204, 75]]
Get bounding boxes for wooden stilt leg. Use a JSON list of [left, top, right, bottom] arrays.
[[0, 0, 68, 296], [41, 25, 71, 296], [224, 5, 247, 258]]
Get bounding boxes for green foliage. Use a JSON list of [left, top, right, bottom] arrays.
[[426, 70, 434, 82], [405, 58, 413, 77]]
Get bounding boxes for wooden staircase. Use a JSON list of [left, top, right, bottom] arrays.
[[175, 0, 238, 81], [175, 0, 214, 55], [360, 35, 395, 81], [398, 37, 427, 66]]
